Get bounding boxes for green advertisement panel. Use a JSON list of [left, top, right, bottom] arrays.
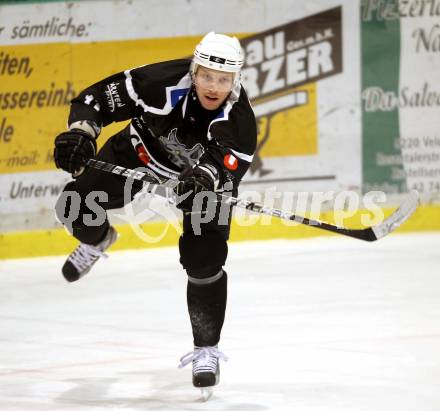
[[361, 2, 406, 194]]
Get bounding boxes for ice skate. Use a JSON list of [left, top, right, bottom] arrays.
[[62, 226, 118, 282], [179, 345, 227, 401]]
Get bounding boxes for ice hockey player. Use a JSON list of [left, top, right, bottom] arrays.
[[53, 32, 257, 391]]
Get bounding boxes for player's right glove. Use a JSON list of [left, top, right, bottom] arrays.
[[174, 164, 218, 212], [54, 129, 97, 175]]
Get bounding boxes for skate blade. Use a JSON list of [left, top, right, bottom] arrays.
[[200, 387, 213, 401]]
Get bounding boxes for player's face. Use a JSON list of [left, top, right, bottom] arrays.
[[194, 66, 234, 110]]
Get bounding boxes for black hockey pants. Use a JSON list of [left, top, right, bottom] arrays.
[[55, 128, 231, 346]]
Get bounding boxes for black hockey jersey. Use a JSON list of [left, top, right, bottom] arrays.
[[68, 59, 257, 189]]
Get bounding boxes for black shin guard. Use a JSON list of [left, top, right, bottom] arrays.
[[187, 271, 228, 347]]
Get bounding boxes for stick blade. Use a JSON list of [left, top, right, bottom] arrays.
[[372, 190, 419, 240]]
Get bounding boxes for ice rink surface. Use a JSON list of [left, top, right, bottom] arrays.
[[0, 232, 439, 411]]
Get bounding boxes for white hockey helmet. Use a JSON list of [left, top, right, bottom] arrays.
[[191, 32, 244, 85]]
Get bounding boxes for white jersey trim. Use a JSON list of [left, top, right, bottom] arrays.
[[206, 82, 240, 141], [125, 69, 192, 115], [205, 83, 253, 163], [181, 92, 189, 117], [230, 148, 254, 163]]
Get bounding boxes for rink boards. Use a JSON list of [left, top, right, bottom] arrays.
[[0, 0, 439, 258]]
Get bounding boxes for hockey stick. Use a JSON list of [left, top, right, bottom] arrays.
[[86, 158, 419, 242]]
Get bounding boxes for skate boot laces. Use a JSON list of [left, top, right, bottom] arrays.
[[67, 242, 109, 273], [178, 346, 228, 374]]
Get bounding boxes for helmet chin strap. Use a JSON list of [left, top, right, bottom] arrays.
[[190, 85, 198, 101], [189, 87, 208, 111]]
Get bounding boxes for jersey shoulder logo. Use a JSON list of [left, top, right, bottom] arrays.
[[224, 153, 238, 170], [105, 82, 126, 113]]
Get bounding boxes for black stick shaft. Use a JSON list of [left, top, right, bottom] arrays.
[[86, 158, 417, 242]]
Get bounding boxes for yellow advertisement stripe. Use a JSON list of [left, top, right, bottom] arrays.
[[1, 32, 318, 174], [0, 36, 200, 174], [1, 205, 439, 260], [256, 83, 317, 157]]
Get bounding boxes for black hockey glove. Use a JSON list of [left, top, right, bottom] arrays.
[[54, 129, 97, 175], [175, 164, 218, 212]]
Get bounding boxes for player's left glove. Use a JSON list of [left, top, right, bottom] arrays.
[[175, 163, 219, 212]]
